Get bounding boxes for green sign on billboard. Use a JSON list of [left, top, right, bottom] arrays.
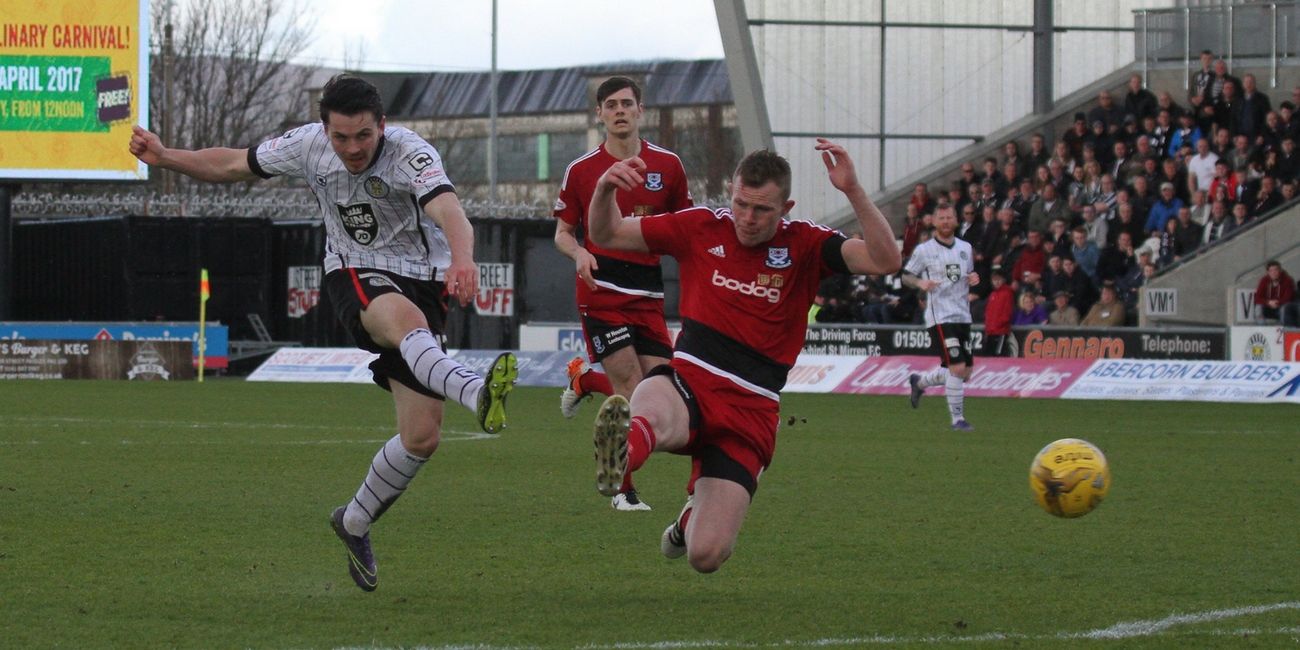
[[0, 55, 115, 132]]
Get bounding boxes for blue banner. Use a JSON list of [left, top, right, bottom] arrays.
[[0, 322, 229, 368]]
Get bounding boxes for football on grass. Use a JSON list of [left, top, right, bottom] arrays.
[[1030, 438, 1110, 518]]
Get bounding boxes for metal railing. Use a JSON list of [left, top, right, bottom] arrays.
[[1135, 2, 1300, 89]]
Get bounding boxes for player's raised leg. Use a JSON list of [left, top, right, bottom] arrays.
[[607, 348, 670, 510], [593, 373, 689, 494], [362, 293, 517, 433], [333, 383, 443, 591]]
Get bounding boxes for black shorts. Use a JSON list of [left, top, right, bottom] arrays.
[[323, 268, 447, 399], [931, 322, 974, 368], [580, 313, 674, 363]]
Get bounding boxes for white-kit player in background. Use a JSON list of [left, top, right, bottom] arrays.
[[901, 205, 980, 430], [129, 74, 518, 592]]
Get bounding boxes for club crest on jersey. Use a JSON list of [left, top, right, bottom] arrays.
[[591, 336, 605, 354], [645, 172, 663, 191], [765, 247, 792, 269], [337, 202, 379, 246], [945, 263, 961, 283], [315, 175, 327, 187], [364, 176, 390, 198], [960, 250, 968, 260]]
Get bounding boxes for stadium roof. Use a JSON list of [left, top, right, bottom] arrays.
[[357, 59, 732, 119]]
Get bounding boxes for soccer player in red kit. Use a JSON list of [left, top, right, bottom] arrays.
[[553, 76, 693, 511], [585, 140, 901, 572]]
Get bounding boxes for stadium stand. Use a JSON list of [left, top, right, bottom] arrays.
[[822, 55, 1300, 332]]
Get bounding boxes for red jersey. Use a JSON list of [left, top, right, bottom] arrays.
[[640, 207, 845, 400], [554, 140, 692, 311]]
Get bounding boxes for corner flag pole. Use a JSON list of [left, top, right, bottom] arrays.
[[198, 268, 209, 382]]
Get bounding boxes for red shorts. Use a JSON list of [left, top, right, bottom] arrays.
[[579, 307, 673, 363], [659, 360, 780, 496]]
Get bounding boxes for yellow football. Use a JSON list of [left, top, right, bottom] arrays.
[[1030, 438, 1110, 518]]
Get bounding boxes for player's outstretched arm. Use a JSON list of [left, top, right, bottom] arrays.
[[587, 157, 650, 253], [815, 138, 902, 275], [423, 192, 479, 306], [128, 125, 259, 184]]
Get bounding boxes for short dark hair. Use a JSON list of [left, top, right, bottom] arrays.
[[1267, 260, 1281, 270], [319, 74, 384, 123], [596, 76, 642, 105], [734, 149, 792, 201]]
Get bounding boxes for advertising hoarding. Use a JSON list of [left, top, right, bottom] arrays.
[[0, 0, 149, 180]]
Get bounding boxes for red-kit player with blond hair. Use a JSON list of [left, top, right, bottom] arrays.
[[584, 140, 901, 572], [553, 76, 692, 511]]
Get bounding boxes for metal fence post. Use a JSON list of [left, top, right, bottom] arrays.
[[1228, 5, 1234, 71], [1142, 11, 1149, 82], [1185, 8, 1191, 90], [1272, 3, 1279, 87]]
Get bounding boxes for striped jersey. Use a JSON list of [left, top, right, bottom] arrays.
[[904, 236, 975, 327], [553, 140, 692, 311], [249, 123, 455, 281]]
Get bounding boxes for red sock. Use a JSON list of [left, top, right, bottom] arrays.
[[579, 370, 614, 396], [678, 503, 693, 531], [626, 416, 656, 474], [621, 417, 656, 492]]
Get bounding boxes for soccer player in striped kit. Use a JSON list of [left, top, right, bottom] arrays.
[[902, 204, 980, 430], [129, 74, 518, 591]]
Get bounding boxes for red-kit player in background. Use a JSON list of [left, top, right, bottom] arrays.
[[585, 140, 901, 573], [553, 76, 693, 512]]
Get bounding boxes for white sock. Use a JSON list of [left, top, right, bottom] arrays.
[[945, 374, 966, 423], [919, 367, 949, 389], [399, 328, 483, 411], [344, 435, 428, 536]]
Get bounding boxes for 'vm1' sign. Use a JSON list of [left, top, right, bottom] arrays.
[[1145, 288, 1177, 316]]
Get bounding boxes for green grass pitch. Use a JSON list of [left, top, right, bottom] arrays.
[[0, 379, 1297, 649]]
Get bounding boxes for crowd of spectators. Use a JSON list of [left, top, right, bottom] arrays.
[[815, 52, 1300, 337]]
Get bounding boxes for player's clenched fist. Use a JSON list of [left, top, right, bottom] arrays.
[[597, 156, 647, 192], [129, 125, 165, 166]]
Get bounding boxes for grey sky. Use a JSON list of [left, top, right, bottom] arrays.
[[299, 0, 725, 72]]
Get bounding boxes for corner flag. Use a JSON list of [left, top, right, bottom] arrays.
[[198, 269, 210, 382]]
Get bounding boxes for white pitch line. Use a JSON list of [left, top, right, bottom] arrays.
[[277, 606, 1300, 650], [0, 416, 396, 431], [321, 623, 1300, 650], [0, 430, 497, 445], [1065, 602, 1300, 639]]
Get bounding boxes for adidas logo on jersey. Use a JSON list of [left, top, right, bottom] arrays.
[[707, 245, 726, 258]]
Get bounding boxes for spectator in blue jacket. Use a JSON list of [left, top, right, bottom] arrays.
[[1145, 181, 1185, 237], [1168, 112, 1203, 158], [1068, 227, 1101, 282]]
